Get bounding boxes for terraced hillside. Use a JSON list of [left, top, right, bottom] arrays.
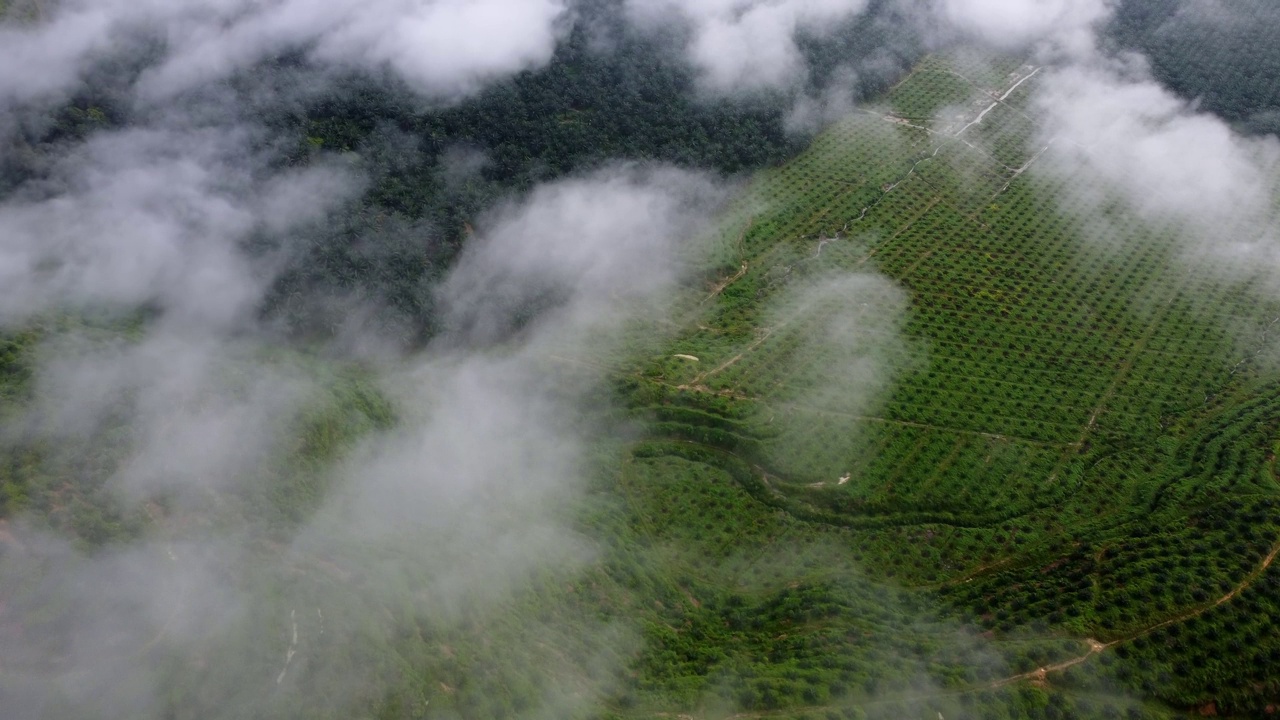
[[606, 48, 1280, 717]]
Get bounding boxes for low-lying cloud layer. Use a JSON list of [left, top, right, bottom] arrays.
[[0, 2, 726, 716], [625, 0, 872, 93], [311, 163, 724, 602], [1036, 62, 1280, 234], [917, 0, 1280, 276], [0, 122, 356, 327], [3, 0, 1280, 717], [1, 0, 569, 106], [1, 159, 724, 720], [989, 0, 1280, 276], [439, 166, 724, 343], [935, 0, 1109, 56]]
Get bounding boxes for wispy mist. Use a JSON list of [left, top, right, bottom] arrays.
[[909, 0, 1280, 277], [991, 0, 1280, 279], [625, 0, 872, 93], [305, 163, 725, 606], [0, 0, 569, 106], [1036, 61, 1280, 235], [3, 0, 1277, 717], [0, 143, 724, 719], [934, 0, 1110, 55], [0, 122, 356, 327], [0, 2, 724, 717]]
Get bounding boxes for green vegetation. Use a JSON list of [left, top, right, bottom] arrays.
[[601, 47, 1280, 717], [6, 41, 1280, 720], [1110, 0, 1280, 135], [0, 323, 394, 545], [242, 0, 921, 342]]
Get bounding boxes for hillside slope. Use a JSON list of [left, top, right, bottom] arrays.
[[3, 46, 1280, 720]]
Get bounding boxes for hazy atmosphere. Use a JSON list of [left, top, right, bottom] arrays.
[[2, 1, 1279, 718]]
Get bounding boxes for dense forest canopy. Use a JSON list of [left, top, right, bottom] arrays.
[[4, 0, 1274, 346], [1, 0, 926, 345], [1109, 0, 1280, 135]]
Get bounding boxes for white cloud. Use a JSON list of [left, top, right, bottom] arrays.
[[0, 0, 569, 106], [934, 0, 1111, 57], [439, 165, 726, 343], [625, 0, 871, 93], [0, 125, 357, 328], [1036, 62, 1280, 232], [0, 8, 113, 104]]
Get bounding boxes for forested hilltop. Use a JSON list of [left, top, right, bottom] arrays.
[[6, 0, 1275, 348], [1109, 0, 1280, 135], [0, 0, 923, 344]]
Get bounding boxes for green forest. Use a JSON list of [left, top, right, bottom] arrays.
[[1109, 0, 1280, 135]]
